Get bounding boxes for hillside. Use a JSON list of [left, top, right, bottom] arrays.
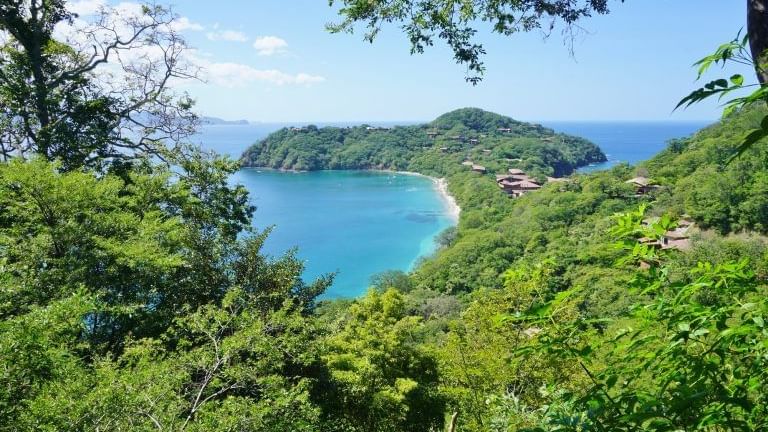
[[201, 116, 250, 125], [331, 105, 768, 430], [643, 104, 768, 234], [6, 105, 768, 430], [240, 108, 606, 177], [317, 106, 768, 429]]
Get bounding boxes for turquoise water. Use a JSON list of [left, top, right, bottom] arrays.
[[194, 126, 455, 298], [194, 120, 711, 297], [230, 169, 455, 298]]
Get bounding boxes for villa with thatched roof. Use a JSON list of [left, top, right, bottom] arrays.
[[638, 216, 696, 252], [626, 176, 660, 195]]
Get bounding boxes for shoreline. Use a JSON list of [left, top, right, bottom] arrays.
[[359, 169, 461, 222], [243, 166, 462, 222], [432, 177, 461, 222]]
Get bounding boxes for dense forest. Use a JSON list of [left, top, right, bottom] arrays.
[[240, 108, 606, 178], [246, 103, 768, 430], [4, 0, 768, 430]]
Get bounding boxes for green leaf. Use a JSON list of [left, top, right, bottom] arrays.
[[727, 128, 768, 164]]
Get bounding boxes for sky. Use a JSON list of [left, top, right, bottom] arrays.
[[68, 0, 754, 122]]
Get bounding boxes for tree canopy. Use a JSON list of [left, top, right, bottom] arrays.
[[3, 1, 768, 431], [241, 107, 605, 176], [328, 0, 622, 83], [0, 0, 198, 169]]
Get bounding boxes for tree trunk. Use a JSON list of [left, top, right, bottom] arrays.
[[447, 411, 459, 432], [748, 0, 768, 83]]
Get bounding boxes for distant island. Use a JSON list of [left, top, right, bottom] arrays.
[[240, 108, 606, 178], [201, 116, 250, 126]]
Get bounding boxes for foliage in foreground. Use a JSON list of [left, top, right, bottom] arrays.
[[491, 209, 768, 431], [0, 159, 441, 432]]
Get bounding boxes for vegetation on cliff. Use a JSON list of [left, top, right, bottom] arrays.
[[240, 107, 606, 177]]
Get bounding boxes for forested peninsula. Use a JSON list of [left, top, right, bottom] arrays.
[[240, 108, 606, 178]]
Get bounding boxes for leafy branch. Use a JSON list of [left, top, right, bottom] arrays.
[[677, 32, 768, 162]]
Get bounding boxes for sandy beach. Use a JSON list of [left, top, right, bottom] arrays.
[[376, 170, 461, 222], [433, 177, 461, 222]]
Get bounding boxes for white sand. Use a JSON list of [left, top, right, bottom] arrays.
[[433, 177, 461, 222], [375, 170, 461, 222]]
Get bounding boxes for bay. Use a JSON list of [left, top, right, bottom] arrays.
[[193, 119, 713, 297], [193, 125, 455, 298], [230, 169, 456, 298]]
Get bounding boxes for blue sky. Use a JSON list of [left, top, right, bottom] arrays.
[[72, 1, 753, 122]]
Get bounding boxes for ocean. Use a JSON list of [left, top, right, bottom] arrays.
[[194, 119, 711, 297], [542, 121, 712, 172]]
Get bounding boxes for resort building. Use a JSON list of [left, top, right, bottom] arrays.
[[639, 216, 695, 252], [496, 168, 542, 197], [626, 176, 659, 195], [471, 164, 487, 174]]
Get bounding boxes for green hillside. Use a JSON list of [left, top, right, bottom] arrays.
[[643, 105, 768, 234], [240, 108, 606, 177], [5, 1, 768, 429]]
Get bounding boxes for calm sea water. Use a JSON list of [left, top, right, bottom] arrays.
[[194, 120, 711, 297], [230, 169, 455, 298], [543, 121, 712, 172], [194, 125, 454, 298]]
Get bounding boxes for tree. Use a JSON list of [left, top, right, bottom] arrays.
[[328, 0, 622, 83], [0, 157, 337, 430], [321, 289, 444, 432], [0, 0, 198, 169], [492, 208, 768, 431], [749, 0, 768, 84], [329, 1, 768, 88]]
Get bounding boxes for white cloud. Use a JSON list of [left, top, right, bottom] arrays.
[[67, 0, 105, 16], [200, 61, 325, 87], [253, 36, 288, 56], [207, 30, 248, 42], [170, 16, 204, 32], [66, 1, 203, 32]]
